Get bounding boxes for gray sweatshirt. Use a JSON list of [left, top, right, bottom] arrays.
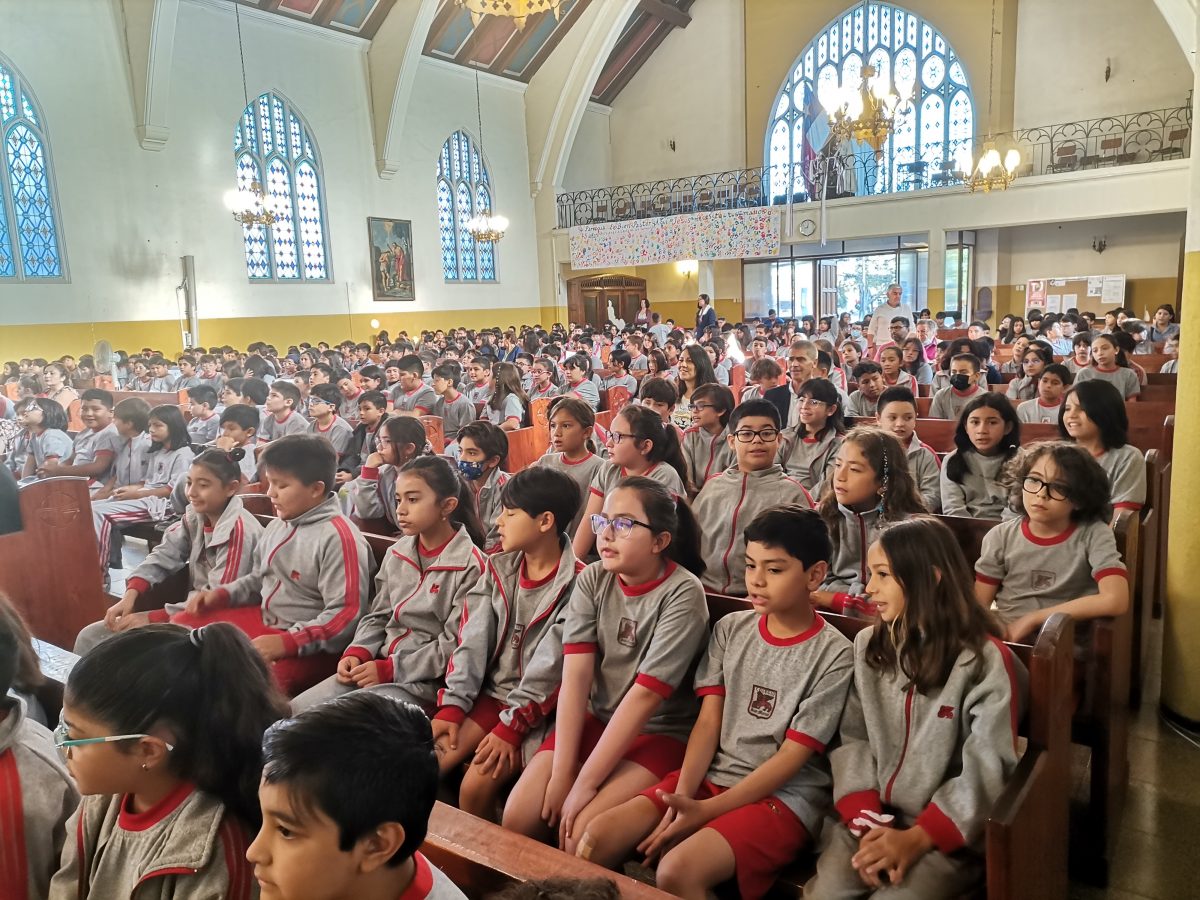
[[343, 527, 486, 703], [940, 450, 1009, 519], [352, 463, 401, 531], [695, 465, 813, 596], [821, 505, 884, 618], [1095, 444, 1146, 510], [681, 426, 735, 493], [905, 432, 941, 512], [831, 627, 1028, 854], [435, 542, 583, 747], [779, 428, 842, 493], [212, 494, 373, 658], [929, 384, 987, 420], [1073, 365, 1141, 399], [0, 696, 78, 900]]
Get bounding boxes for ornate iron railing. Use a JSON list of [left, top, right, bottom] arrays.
[[556, 106, 1192, 229]]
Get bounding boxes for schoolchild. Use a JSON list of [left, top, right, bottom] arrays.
[[1065, 332, 1093, 376], [432, 362, 477, 442], [940, 394, 1020, 518], [1004, 344, 1052, 403], [563, 354, 601, 411], [433, 468, 583, 817], [1017, 363, 1071, 425], [804, 517, 1025, 900], [40, 389, 120, 488], [695, 399, 813, 596], [485, 362, 529, 432], [14, 397, 72, 479], [76, 448, 264, 654], [680, 383, 736, 497], [183, 384, 221, 444], [174, 435, 372, 696], [215, 403, 261, 482], [293, 456, 486, 712], [812, 428, 927, 617], [637, 377, 680, 430], [458, 421, 512, 554], [250, 691, 467, 900], [502, 477, 709, 856], [335, 374, 366, 427], [878, 345, 915, 391], [307, 383, 357, 470], [847, 362, 886, 418], [603, 349, 639, 394], [259, 381, 309, 451], [929, 354, 988, 420], [91, 397, 152, 501], [579, 506, 853, 900], [574, 405, 688, 559], [975, 442, 1128, 643], [49, 623, 288, 899], [465, 356, 495, 406], [779, 377, 845, 493], [340, 390, 389, 482], [876, 386, 940, 512], [528, 357, 562, 402], [1073, 333, 1141, 399], [536, 396, 606, 538], [390, 354, 438, 415], [1058, 380, 1146, 511], [352, 416, 430, 533]]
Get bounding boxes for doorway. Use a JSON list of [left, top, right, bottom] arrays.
[[567, 275, 647, 330]]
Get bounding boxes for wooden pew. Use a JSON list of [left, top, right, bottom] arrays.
[[419, 415, 446, 454], [109, 389, 185, 409], [702, 593, 1074, 900], [0, 477, 107, 650], [602, 387, 632, 415], [423, 803, 670, 899], [506, 427, 544, 473], [530, 398, 552, 448]]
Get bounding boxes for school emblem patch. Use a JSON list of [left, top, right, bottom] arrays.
[[617, 617, 637, 647], [938, 705, 956, 720], [511, 623, 525, 648], [430, 584, 441, 594], [290, 570, 301, 581], [748, 685, 777, 719], [1031, 570, 1056, 590]]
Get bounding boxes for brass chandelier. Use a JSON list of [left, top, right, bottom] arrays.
[[823, 64, 907, 158], [223, 2, 280, 226], [465, 65, 508, 244], [955, 0, 1021, 192], [455, 0, 564, 30]]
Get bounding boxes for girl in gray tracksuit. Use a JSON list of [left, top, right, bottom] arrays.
[[805, 517, 1028, 900], [350, 415, 431, 531]]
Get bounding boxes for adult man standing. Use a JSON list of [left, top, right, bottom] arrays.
[[866, 283, 914, 354], [695, 294, 718, 337]]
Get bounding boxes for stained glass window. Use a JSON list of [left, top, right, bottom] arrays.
[[765, 3, 973, 199], [232, 92, 329, 281], [436, 129, 497, 282], [0, 55, 65, 280]]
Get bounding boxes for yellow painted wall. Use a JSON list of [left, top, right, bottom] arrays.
[[0, 306, 554, 361]]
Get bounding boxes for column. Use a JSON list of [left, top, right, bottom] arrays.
[[1161, 18, 1200, 724], [698, 259, 716, 299], [926, 230, 946, 318]]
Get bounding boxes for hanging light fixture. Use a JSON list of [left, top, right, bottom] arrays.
[[455, 0, 564, 31], [222, 2, 280, 226], [822, 0, 909, 158], [465, 66, 509, 244], [955, 0, 1021, 192]]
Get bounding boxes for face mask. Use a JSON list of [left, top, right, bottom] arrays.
[[949, 373, 972, 391], [851, 329, 863, 339], [457, 459, 486, 481]]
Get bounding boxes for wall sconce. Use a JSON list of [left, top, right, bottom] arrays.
[[676, 259, 698, 278]]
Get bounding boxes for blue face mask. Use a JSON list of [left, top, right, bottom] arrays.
[[851, 329, 863, 339], [457, 459, 486, 481]]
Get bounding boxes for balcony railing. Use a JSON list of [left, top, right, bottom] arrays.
[[556, 106, 1192, 229]]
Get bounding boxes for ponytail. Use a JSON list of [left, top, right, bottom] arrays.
[[617, 475, 705, 576], [65, 623, 287, 828], [383, 415, 432, 461], [191, 447, 246, 485], [618, 404, 689, 487], [400, 456, 486, 549]]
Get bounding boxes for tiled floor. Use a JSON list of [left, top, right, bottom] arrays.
[[1069, 620, 1200, 900]]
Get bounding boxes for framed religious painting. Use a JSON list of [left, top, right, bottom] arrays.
[[368, 217, 415, 300]]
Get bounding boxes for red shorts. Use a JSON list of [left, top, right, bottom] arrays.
[[170, 605, 338, 697], [639, 770, 810, 900], [538, 713, 686, 780], [466, 694, 506, 733]]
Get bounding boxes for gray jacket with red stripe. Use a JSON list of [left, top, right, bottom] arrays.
[[0, 696, 79, 900], [342, 527, 486, 704], [821, 504, 885, 618], [831, 626, 1028, 854], [681, 426, 734, 494], [126, 495, 264, 621], [434, 541, 584, 746], [49, 785, 254, 900], [695, 465, 813, 596], [213, 494, 372, 658]]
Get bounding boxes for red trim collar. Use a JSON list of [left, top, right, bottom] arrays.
[[1021, 518, 1077, 546], [759, 612, 824, 646], [118, 782, 195, 831], [1094, 364, 1120, 373], [618, 560, 677, 597], [418, 533, 455, 558], [397, 852, 435, 900], [561, 451, 595, 466], [519, 557, 561, 589]]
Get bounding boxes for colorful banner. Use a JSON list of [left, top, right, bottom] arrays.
[[568, 207, 781, 269]]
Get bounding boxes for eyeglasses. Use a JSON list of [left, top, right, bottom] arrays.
[[590, 513, 653, 538], [607, 430, 638, 445], [691, 403, 716, 413], [53, 715, 175, 758], [798, 398, 826, 409], [377, 437, 392, 446], [733, 428, 780, 443], [1022, 476, 1070, 502]]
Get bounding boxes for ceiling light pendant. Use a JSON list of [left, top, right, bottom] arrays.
[[956, 0, 1021, 192], [225, 3, 279, 227], [466, 65, 508, 244], [455, 0, 564, 31]]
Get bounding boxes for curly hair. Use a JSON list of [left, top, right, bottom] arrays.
[[1002, 440, 1112, 522]]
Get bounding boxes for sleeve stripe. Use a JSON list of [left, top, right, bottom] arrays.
[[635, 673, 676, 699], [785, 729, 826, 753], [988, 636, 1021, 752], [296, 519, 363, 647], [1113, 501, 1143, 510], [220, 518, 244, 584], [695, 685, 726, 697], [563, 642, 598, 655], [1094, 567, 1128, 582], [974, 572, 1001, 586]]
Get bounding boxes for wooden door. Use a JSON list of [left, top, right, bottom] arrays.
[[817, 260, 839, 320]]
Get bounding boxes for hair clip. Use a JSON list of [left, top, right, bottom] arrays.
[[228, 447, 246, 463], [189, 627, 206, 647]]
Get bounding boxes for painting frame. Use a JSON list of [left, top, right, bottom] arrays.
[[368, 217, 415, 301]]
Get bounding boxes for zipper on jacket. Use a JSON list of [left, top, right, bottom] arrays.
[[883, 685, 915, 804], [720, 475, 750, 592], [856, 512, 868, 587]]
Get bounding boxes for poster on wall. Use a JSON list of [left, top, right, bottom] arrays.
[[1026, 280, 1047, 309], [368, 218, 415, 301]]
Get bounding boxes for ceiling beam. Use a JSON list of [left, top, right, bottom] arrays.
[[487, 19, 538, 74], [595, 18, 670, 103], [637, 0, 689, 29], [592, 14, 660, 101], [455, 13, 513, 66], [117, 0, 180, 151], [370, 0, 442, 177], [521, 0, 594, 80], [423, 0, 461, 53], [358, 0, 398, 39]]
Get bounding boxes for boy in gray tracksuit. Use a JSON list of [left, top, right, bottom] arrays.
[[292, 523, 486, 712], [876, 387, 941, 513], [0, 630, 79, 900], [694, 400, 813, 596], [807, 626, 1027, 900]]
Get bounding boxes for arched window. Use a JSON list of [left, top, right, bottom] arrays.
[[765, 3, 973, 198], [0, 54, 66, 280], [437, 130, 497, 282], [233, 92, 330, 281]]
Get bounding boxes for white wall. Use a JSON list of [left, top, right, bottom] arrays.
[[1013, 0, 1192, 129], [562, 103, 613, 191], [607, 0, 745, 186], [0, 0, 541, 327], [1004, 213, 1184, 281]]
